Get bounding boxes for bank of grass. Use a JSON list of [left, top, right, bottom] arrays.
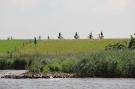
[[0, 40, 31, 53], [20, 39, 128, 54], [0, 50, 134, 77], [0, 39, 134, 77], [0, 39, 128, 54]]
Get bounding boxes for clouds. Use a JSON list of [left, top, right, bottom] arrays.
[[0, 0, 135, 39]]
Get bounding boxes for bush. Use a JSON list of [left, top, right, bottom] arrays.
[[128, 34, 135, 49], [42, 59, 62, 72], [105, 43, 127, 50]]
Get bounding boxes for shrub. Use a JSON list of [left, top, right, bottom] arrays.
[[42, 59, 62, 72], [105, 43, 127, 50], [128, 34, 135, 49]]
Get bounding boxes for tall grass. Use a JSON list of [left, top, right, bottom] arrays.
[[0, 50, 134, 77], [75, 50, 135, 77], [0, 39, 134, 77]]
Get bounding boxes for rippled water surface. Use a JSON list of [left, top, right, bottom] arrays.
[[0, 78, 135, 89]]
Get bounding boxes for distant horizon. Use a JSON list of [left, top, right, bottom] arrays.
[[0, 31, 133, 39], [0, 32, 132, 39], [0, 33, 130, 40]]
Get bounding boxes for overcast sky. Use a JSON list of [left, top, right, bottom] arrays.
[[0, 0, 135, 39]]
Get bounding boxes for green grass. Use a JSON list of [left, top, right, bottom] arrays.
[[0, 40, 31, 53], [1, 49, 134, 77], [20, 39, 128, 55], [26, 50, 135, 77], [0, 39, 128, 54], [0, 39, 135, 77]]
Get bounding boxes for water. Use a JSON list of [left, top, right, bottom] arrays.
[[0, 78, 135, 89]]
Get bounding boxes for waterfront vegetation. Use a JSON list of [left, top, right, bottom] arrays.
[[0, 38, 135, 77]]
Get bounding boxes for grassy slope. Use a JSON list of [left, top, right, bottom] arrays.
[[0, 40, 30, 53], [0, 39, 128, 54], [1, 39, 135, 77], [20, 39, 128, 54]]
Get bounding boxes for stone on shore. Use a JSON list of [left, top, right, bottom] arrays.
[[1, 72, 77, 79]]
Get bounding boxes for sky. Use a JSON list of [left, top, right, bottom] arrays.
[[0, 0, 135, 39]]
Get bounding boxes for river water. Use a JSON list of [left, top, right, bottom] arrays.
[[0, 78, 135, 89]]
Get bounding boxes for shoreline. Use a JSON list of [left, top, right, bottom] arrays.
[[1, 71, 135, 79], [1, 72, 77, 79]]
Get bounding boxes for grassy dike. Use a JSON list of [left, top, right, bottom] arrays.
[[0, 39, 127, 54], [0, 39, 135, 78]]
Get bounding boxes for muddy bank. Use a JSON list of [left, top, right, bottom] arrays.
[[1, 72, 78, 79]]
